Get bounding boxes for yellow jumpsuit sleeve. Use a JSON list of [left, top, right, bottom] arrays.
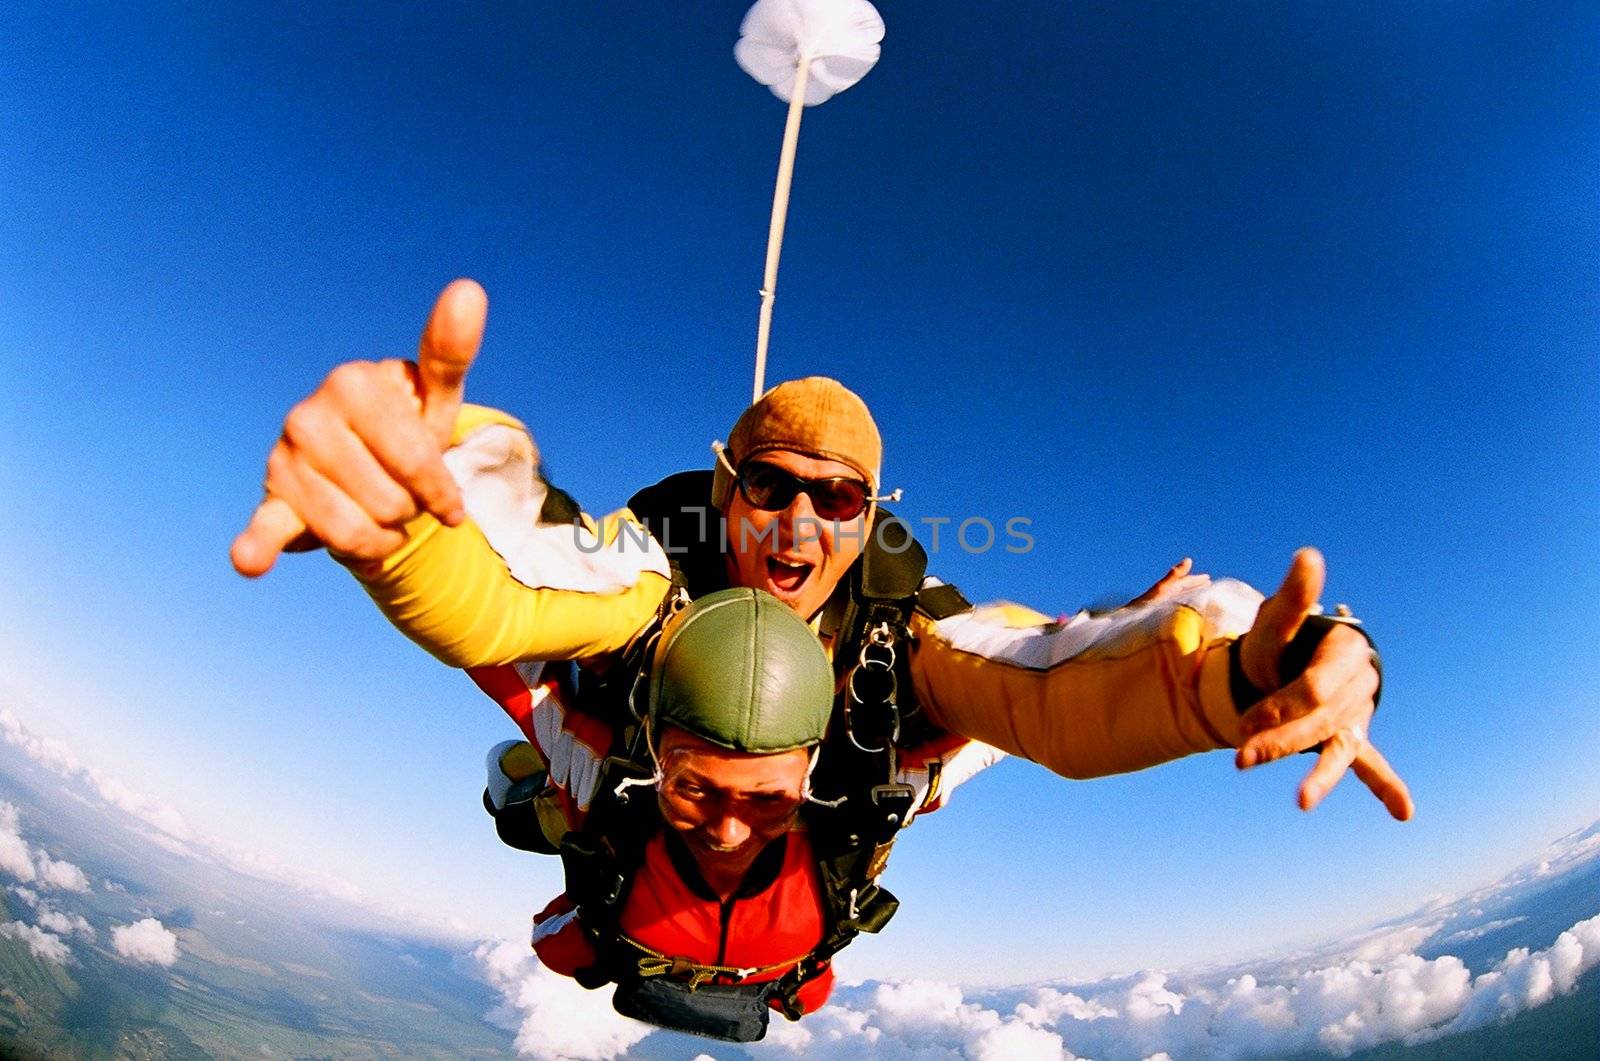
[[345, 405, 671, 667], [909, 583, 1262, 779]]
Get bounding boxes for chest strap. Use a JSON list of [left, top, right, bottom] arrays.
[[618, 933, 813, 990]]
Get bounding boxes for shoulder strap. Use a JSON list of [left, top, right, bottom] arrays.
[[813, 506, 931, 800], [915, 580, 972, 621], [557, 752, 661, 990]]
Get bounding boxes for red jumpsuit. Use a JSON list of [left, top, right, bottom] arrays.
[[530, 827, 834, 1014]]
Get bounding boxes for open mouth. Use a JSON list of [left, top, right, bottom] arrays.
[[764, 556, 814, 596]]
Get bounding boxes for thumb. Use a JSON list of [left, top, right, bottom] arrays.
[[417, 278, 488, 444], [1243, 546, 1325, 690], [231, 496, 306, 578]]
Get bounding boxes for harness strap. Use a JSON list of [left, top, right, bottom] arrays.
[[618, 933, 812, 990]]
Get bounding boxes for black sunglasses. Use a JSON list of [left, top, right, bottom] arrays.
[[736, 461, 873, 521]]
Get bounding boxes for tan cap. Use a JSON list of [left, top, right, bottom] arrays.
[[712, 377, 882, 508]]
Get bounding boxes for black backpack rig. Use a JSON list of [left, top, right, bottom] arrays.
[[491, 470, 971, 1041]]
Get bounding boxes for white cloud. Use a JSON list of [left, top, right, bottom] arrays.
[[750, 979, 1076, 1060], [472, 938, 652, 1060], [0, 712, 82, 775], [0, 920, 71, 963], [1421, 912, 1600, 1042], [1344, 921, 1441, 964], [36, 906, 94, 941], [34, 852, 90, 893], [0, 709, 195, 844], [9, 885, 94, 942], [0, 801, 36, 882], [130, 825, 199, 859], [0, 800, 90, 892], [87, 772, 195, 842], [1443, 917, 1527, 944], [112, 917, 179, 966]]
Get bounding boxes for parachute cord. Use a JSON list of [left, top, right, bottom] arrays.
[[752, 57, 811, 403], [802, 745, 845, 808], [614, 718, 664, 799]]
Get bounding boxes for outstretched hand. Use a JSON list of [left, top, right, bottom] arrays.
[[1234, 548, 1414, 821], [230, 279, 488, 577]]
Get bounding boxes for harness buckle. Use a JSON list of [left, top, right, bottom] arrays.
[[870, 783, 915, 810], [869, 782, 916, 836]]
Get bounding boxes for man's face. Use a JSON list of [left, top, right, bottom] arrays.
[[723, 449, 870, 618], [656, 726, 809, 884]]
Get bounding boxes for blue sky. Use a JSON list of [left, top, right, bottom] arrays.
[[0, 0, 1596, 986]]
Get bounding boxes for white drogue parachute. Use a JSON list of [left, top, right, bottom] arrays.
[[735, 0, 885, 104], [735, 0, 886, 401]]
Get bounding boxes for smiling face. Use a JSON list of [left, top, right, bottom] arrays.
[[722, 449, 870, 619], [655, 726, 810, 892]]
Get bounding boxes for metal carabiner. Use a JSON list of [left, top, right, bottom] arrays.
[[845, 663, 900, 754]]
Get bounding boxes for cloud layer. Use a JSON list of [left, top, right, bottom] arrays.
[[1, 800, 97, 965], [467, 823, 1600, 1060], [3, 701, 1594, 1058], [757, 911, 1595, 1061], [0, 707, 462, 938], [2, 799, 177, 972]]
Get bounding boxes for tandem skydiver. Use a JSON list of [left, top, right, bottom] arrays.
[[230, 279, 1412, 1039], [499, 586, 901, 1040]]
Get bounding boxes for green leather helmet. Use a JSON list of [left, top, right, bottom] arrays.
[[647, 588, 834, 753]]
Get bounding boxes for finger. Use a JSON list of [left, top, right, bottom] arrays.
[[1130, 559, 1205, 606], [1352, 743, 1415, 821], [231, 496, 306, 577], [417, 278, 487, 442], [1297, 727, 1363, 811], [275, 453, 407, 561], [346, 399, 464, 524], [1236, 701, 1336, 768], [1235, 662, 1370, 768], [286, 383, 454, 525], [288, 415, 423, 529], [316, 360, 465, 526], [1267, 547, 1325, 637], [1240, 546, 1325, 690]]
